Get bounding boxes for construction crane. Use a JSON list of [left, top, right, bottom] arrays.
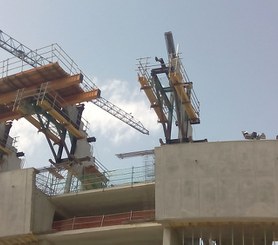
[[0, 29, 149, 135], [137, 32, 200, 144]]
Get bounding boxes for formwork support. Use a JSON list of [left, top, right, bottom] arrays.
[[24, 115, 61, 144], [139, 76, 167, 123], [37, 100, 85, 139], [168, 58, 199, 124], [61, 89, 100, 107]]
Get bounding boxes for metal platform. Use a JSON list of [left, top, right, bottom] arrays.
[[0, 62, 100, 123]]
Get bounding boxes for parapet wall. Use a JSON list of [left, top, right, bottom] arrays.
[[0, 168, 34, 237], [155, 140, 278, 223], [0, 168, 55, 237]]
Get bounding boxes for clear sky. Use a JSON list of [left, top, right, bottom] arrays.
[[1, 0, 278, 170]]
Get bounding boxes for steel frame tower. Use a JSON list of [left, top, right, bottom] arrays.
[[137, 32, 200, 144]]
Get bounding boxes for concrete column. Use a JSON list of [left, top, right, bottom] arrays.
[[163, 227, 179, 245]]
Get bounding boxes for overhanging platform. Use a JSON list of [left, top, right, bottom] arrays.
[[38, 222, 163, 245], [0, 62, 100, 123], [50, 183, 155, 217]]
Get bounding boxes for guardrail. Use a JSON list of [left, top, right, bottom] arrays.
[[53, 209, 155, 231], [0, 43, 98, 92], [36, 163, 155, 196]]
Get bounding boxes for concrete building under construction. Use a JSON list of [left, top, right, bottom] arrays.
[[0, 30, 278, 245]]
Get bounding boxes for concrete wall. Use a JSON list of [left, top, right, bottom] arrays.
[[0, 153, 22, 172], [31, 188, 55, 233], [0, 168, 55, 237], [155, 140, 278, 222], [0, 168, 34, 237]]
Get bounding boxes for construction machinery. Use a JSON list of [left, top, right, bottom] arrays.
[[137, 31, 200, 144], [0, 30, 148, 190]]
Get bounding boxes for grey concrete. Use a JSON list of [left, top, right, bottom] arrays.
[[0, 168, 55, 237], [0, 123, 22, 172], [163, 227, 180, 245], [38, 222, 163, 245], [50, 183, 155, 217], [0, 168, 33, 236], [0, 153, 22, 172], [31, 188, 55, 233], [155, 140, 278, 222]]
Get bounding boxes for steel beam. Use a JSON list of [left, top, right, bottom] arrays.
[[24, 115, 61, 144], [38, 100, 85, 139], [61, 89, 100, 107]]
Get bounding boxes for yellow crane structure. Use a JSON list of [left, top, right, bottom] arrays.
[[137, 32, 200, 144]]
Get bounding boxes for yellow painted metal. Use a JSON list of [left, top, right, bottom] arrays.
[[38, 100, 85, 139], [13, 106, 61, 144], [168, 71, 199, 122], [24, 115, 61, 144], [139, 76, 167, 123], [61, 89, 101, 107]]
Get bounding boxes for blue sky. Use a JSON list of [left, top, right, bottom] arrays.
[[1, 0, 278, 169]]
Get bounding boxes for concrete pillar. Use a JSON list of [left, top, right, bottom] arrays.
[[163, 227, 179, 245]]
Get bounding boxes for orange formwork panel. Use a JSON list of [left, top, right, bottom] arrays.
[[0, 74, 83, 105], [0, 62, 69, 94], [61, 89, 101, 107]]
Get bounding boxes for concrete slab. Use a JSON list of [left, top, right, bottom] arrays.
[[50, 183, 155, 217], [38, 222, 163, 245]]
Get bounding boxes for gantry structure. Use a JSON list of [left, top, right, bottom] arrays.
[[137, 32, 200, 144], [0, 30, 148, 186]]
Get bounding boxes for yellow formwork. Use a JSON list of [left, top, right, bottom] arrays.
[[24, 115, 61, 144], [61, 89, 100, 107], [38, 100, 85, 139], [0, 74, 83, 105], [168, 70, 199, 122], [139, 76, 167, 123]]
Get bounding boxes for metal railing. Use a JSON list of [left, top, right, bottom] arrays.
[[36, 163, 155, 196], [52, 209, 155, 232], [170, 56, 200, 117], [36, 90, 87, 133], [137, 57, 169, 118], [0, 134, 18, 154], [0, 43, 98, 92]]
